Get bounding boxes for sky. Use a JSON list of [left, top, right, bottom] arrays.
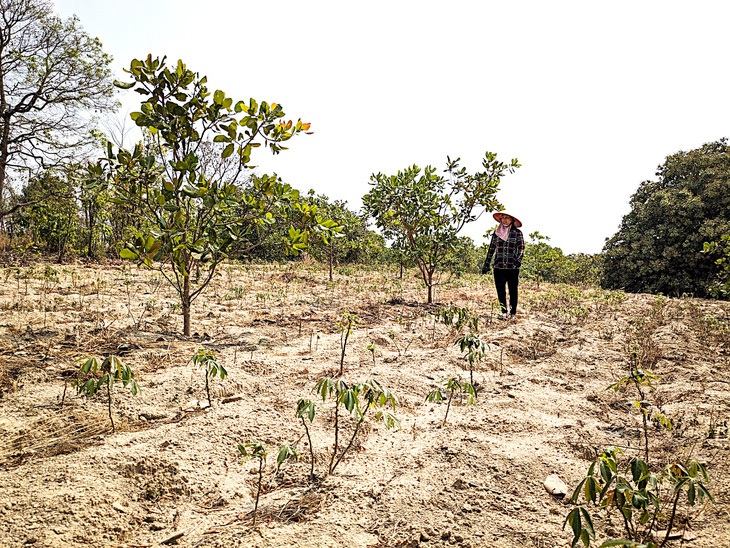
[[54, 0, 730, 254]]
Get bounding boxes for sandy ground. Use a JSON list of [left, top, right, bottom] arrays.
[[0, 261, 728, 548]]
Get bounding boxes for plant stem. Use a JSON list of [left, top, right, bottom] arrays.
[[660, 490, 683, 547], [339, 321, 351, 375], [107, 377, 115, 433], [205, 370, 211, 407], [301, 417, 315, 482], [328, 403, 340, 474], [443, 390, 454, 426], [252, 457, 264, 526], [332, 404, 370, 474]]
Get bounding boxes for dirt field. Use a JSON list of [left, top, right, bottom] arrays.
[[0, 261, 728, 548]]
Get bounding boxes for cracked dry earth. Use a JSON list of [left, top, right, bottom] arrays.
[[0, 262, 728, 548]]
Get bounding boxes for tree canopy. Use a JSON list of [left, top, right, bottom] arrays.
[[93, 55, 330, 335], [363, 152, 519, 303], [602, 139, 730, 297], [0, 0, 116, 216]]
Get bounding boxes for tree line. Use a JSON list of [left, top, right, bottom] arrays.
[[1, 0, 728, 314]]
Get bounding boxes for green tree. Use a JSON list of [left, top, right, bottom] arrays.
[[0, 0, 116, 216], [305, 193, 385, 279], [703, 235, 730, 298], [602, 140, 730, 297], [363, 152, 519, 303], [15, 169, 79, 262], [93, 56, 326, 335], [523, 231, 552, 287]]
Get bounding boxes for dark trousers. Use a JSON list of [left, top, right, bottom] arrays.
[[494, 268, 519, 315]]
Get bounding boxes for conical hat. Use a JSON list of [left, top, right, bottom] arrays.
[[492, 212, 522, 228]]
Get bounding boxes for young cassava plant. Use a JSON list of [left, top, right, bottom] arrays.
[[426, 376, 476, 427], [314, 377, 398, 475], [238, 442, 266, 526], [238, 441, 299, 526], [455, 332, 488, 386], [565, 447, 712, 548], [75, 355, 139, 433], [191, 348, 227, 407], [296, 398, 317, 482], [338, 311, 358, 375]]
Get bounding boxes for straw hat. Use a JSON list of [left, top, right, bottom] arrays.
[[492, 212, 522, 228]]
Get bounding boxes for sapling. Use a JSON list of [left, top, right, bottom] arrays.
[[436, 304, 479, 340], [276, 444, 299, 473], [238, 442, 266, 526], [238, 441, 298, 526], [366, 342, 377, 368], [315, 377, 347, 473], [75, 355, 140, 433], [191, 348, 228, 407], [330, 379, 398, 474], [455, 332, 488, 385], [315, 377, 399, 475], [296, 398, 317, 482], [565, 447, 713, 548], [426, 376, 476, 427], [608, 353, 670, 463], [338, 311, 358, 374], [387, 329, 415, 359]]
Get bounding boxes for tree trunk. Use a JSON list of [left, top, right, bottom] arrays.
[[329, 243, 333, 282], [86, 202, 95, 258], [0, 111, 10, 217], [183, 275, 191, 336]]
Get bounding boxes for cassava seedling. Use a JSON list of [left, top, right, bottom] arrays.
[[276, 444, 299, 472], [296, 398, 317, 482], [455, 332, 488, 386], [338, 311, 358, 375], [608, 349, 670, 464], [387, 329, 415, 359], [238, 442, 266, 526], [75, 355, 139, 433], [436, 304, 479, 340], [366, 342, 377, 368], [238, 441, 298, 526], [565, 447, 713, 548], [191, 348, 227, 407], [314, 377, 398, 475], [426, 376, 476, 427]]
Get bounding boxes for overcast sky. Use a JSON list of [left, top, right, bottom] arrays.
[[54, 0, 730, 254]]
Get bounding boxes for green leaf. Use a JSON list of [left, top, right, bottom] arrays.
[[221, 143, 234, 158], [113, 79, 135, 89], [120, 248, 138, 260]]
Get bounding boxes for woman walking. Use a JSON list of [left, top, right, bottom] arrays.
[[481, 212, 524, 319]]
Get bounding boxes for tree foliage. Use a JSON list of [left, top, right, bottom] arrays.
[[602, 140, 730, 297], [14, 169, 78, 261], [520, 231, 601, 287], [363, 152, 519, 303], [91, 55, 328, 335], [0, 0, 116, 215], [304, 193, 384, 278]]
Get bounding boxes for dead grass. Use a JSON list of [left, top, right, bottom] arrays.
[[0, 261, 728, 547]]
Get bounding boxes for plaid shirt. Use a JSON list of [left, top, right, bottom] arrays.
[[483, 227, 524, 271]]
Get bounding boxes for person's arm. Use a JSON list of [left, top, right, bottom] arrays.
[[481, 233, 497, 274], [515, 230, 525, 266]]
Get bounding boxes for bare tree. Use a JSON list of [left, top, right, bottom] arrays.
[[0, 0, 117, 217]]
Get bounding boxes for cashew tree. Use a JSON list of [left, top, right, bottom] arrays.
[[363, 152, 520, 303], [89, 55, 335, 335]]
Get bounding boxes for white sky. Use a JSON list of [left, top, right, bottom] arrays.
[[54, 0, 730, 254]]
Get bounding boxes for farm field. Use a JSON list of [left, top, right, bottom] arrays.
[[0, 261, 728, 548]]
